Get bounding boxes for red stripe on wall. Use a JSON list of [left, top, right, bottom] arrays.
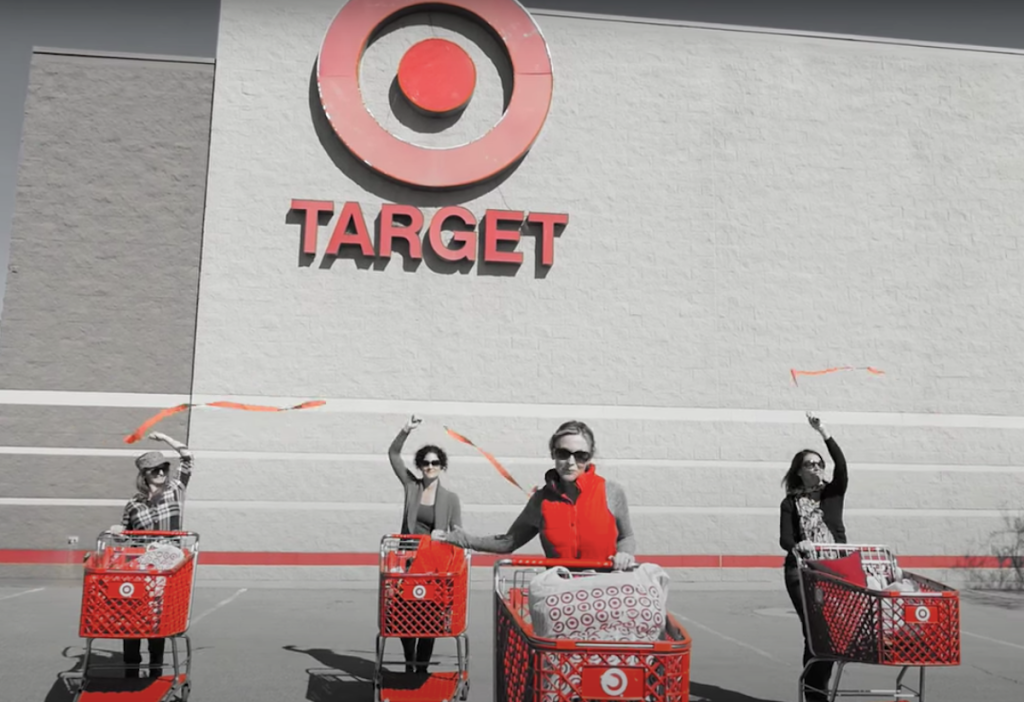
[[0, 550, 1005, 569]]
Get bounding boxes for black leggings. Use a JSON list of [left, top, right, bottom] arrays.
[[123, 638, 166, 678], [785, 572, 833, 701], [401, 637, 435, 674]]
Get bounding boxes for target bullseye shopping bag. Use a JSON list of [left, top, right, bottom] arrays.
[[528, 563, 670, 642]]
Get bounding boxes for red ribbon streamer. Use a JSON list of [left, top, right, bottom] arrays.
[[444, 426, 531, 497], [124, 400, 326, 444], [790, 366, 885, 386]]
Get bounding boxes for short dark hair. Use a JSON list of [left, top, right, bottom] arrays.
[[782, 449, 824, 492], [414, 444, 448, 470]]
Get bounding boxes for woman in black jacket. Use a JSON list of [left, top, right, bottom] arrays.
[[779, 412, 848, 702]]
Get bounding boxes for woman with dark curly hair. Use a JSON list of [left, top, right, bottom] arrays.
[[387, 415, 462, 674], [779, 412, 849, 702]]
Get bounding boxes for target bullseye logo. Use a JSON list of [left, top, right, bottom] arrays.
[[412, 584, 428, 600], [600, 668, 629, 696], [317, 0, 554, 189], [398, 38, 476, 115], [906, 604, 935, 624], [118, 582, 135, 598]]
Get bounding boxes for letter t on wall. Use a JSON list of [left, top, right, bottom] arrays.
[[290, 200, 334, 255]]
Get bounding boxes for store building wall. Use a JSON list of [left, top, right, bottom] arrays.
[[0, 51, 214, 578], [2, 2, 1024, 585], [182, 0, 1024, 582]]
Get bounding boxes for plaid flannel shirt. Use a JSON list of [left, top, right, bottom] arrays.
[[122, 451, 194, 531]]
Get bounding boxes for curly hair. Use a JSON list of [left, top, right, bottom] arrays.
[[548, 420, 596, 457], [781, 449, 825, 492], [414, 444, 448, 471]]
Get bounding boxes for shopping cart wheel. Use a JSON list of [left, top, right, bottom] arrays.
[[459, 680, 470, 701], [179, 681, 191, 702]]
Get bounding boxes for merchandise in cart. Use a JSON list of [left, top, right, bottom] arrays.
[[494, 557, 692, 702], [62, 530, 200, 702], [375, 534, 471, 702], [796, 543, 961, 702]]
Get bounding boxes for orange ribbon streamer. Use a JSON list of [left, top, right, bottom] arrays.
[[444, 426, 532, 497], [124, 400, 326, 444], [790, 366, 885, 385]]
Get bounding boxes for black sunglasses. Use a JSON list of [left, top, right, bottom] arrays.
[[147, 464, 170, 475], [420, 460, 443, 468], [802, 459, 825, 469], [553, 448, 592, 464]]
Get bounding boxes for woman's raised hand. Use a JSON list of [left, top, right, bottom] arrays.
[[404, 415, 423, 433], [806, 411, 827, 436]]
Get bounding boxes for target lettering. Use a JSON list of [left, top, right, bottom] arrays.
[[290, 200, 568, 270]]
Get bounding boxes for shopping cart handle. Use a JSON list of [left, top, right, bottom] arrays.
[[119, 530, 193, 537], [506, 557, 615, 569]]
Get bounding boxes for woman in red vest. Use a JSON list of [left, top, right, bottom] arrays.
[[435, 420, 636, 571]]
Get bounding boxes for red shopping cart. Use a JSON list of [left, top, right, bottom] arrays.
[[62, 530, 200, 702], [796, 544, 961, 702], [375, 534, 471, 702], [494, 557, 692, 702]]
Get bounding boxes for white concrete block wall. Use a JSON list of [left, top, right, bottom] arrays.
[[191, 0, 1024, 580]]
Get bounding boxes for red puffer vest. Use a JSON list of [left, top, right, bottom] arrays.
[[539, 465, 619, 560]]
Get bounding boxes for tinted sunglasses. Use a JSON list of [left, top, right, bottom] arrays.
[[420, 460, 443, 468], [553, 448, 592, 464], [146, 464, 170, 475], [802, 459, 825, 469]]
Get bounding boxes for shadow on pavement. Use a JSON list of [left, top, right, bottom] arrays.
[[284, 645, 376, 702], [43, 646, 118, 702], [690, 681, 786, 702], [44, 643, 210, 702]]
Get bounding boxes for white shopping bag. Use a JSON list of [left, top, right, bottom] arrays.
[[528, 563, 670, 642]]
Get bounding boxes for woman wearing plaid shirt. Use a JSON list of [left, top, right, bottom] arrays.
[[108, 431, 193, 679]]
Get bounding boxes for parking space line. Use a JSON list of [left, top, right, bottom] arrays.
[[963, 630, 1024, 652], [0, 586, 45, 602], [191, 588, 247, 626], [674, 613, 791, 665]]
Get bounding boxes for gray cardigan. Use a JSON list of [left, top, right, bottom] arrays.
[[388, 430, 462, 534]]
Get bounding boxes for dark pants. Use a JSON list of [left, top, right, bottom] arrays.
[[123, 638, 166, 678], [786, 571, 833, 701], [401, 637, 435, 674]]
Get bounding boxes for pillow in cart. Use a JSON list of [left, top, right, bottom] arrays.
[[806, 552, 867, 588]]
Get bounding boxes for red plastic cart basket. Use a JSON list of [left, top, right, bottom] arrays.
[[375, 534, 471, 702], [80, 530, 200, 639], [797, 544, 961, 702], [494, 557, 692, 702], [68, 530, 200, 702], [378, 534, 470, 638]]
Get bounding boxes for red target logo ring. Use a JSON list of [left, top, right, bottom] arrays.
[[317, 0, 553, 189]]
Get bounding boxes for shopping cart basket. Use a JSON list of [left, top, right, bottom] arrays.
[[375, 534, 471, 702], [796, 544, 961, 702], [63, 530, 200, 702], [494, 557, 692, 702]]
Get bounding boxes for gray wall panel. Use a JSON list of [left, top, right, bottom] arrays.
[[0, 51, 213, 394], [0, 406, 190, 448], [0, 506, 123, 551], [0, 455, 167, 499]]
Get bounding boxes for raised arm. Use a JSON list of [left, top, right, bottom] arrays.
[[823, 436, 847, 496], [807, 412, 847, 496], [388, 416, 422, 486], [148, 432, 193, 487]]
